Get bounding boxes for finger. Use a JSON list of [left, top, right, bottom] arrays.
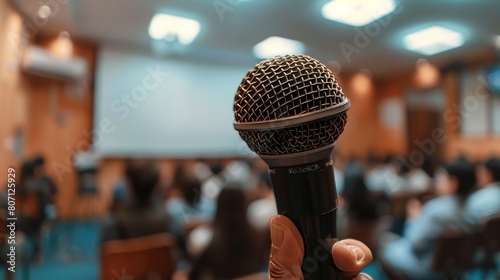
[[332, 239, 373, 277], [268, 215, 304, 280]]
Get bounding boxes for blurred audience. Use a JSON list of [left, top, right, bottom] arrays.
[[391, 156, 432, 195], [366, 154, 394, 194], [466, 157, 500, 225], [18, 156, 58, 221], [13, 156, 58, 261], [109, 177, 129, 214], [189, 186, 267, 280], [165, 166, 216, 240], [342, 160, 379, 221], [6, 152, 498, 280], [101, 159, 172, 242], [380, 159, 477, 280]]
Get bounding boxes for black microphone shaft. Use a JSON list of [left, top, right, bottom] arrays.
[[269, 154, 342, 279]]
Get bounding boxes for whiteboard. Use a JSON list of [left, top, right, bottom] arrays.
[[93, 44, 255, 157]]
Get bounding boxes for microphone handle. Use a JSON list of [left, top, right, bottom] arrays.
[[269, 156, 342, 280]]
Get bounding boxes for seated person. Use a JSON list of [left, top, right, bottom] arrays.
[[391, 156, 432, 195], [365, 153, 390, 193], [342, 160, 379, 221], [101, 159, 172, 241], [165, 168, 215, 239], [189, 186, 267, 280], [466, 157, 500, 225], [380, 160, 476, 280], [30, 156, 58, 219]]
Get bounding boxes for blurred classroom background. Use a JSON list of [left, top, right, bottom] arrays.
[[1, 0, 500, 279]]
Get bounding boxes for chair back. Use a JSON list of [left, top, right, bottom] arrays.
[[483, 215, 500, 256], [100, 233, 176, 280], [431, 230, 482, 273]]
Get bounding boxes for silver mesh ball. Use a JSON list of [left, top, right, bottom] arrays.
[[233, 55, 348, 156]]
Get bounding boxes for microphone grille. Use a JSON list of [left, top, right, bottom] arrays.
[[238, 114, 347, 155], [233, 55, 349, 156], [234, 55, 346, 123]]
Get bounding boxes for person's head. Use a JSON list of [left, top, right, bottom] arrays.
[[207, 184, 263, 277], [204, 159, 223, 175], [177, 171, 202, 206], [366, 152, 381, 169], [20, 160, 36, 182], [125, 159, 160, 202], [436, 160, 476, 199], [396, 156, 413, 176], [343, 162, 369, 199], [383, 155, 395, 165], [477, 157, 500, 187], [20, 156, 45, 181], [31, 155, 45, 177], [214, 185, 249, 229]]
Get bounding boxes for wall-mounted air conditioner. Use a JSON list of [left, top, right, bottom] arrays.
[[22, 45, 88, 82]]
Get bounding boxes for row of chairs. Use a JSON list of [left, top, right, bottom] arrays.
[[433, 216, 500, 279], [383, 216, 500, 280], [100, 233, 268, 280], [100, 233, 176, 280]]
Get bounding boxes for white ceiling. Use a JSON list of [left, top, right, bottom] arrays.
[[11, 0, 500, 78]]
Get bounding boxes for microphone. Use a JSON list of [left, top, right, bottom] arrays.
[[233, 55, 350, 279]]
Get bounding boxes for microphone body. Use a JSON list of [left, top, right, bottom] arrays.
[[233, 55, 350, 279], [269, 154, 341, 279]]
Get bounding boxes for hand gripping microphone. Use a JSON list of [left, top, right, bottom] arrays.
[[233, 55, 350, 279]]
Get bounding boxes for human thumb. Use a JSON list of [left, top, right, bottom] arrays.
[[269, 215, 304, 280]]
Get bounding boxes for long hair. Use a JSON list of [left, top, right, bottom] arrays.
[[192, 186, 264, 279], [174, 167, 202, 207], [211, 186, 258, 256], [125, 159, 159, 202]]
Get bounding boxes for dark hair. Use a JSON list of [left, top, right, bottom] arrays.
[[32, 156, 45, 167], [213, 186, 248, 229], [343, 161, 378, 220], [396, 156, 413, 175], [384, 155, 396, 165], [367, 152, 381, 166], [206, 160, 223, 175], [442, 160, 477, 200], [171, 164, 202, 206], [484, 157, 500, 182], [178, 172, 202, 206], [191, 186, 263, 279], [125, 159, 159, 201], [20, 160, 36, 182]]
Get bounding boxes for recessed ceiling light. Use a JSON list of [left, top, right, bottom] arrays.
[[252, 36, 305, 59], [321, 0, 396, 27], [37, 5, 52, 19], [148, 14, 201, 45], [403, 26, 464, 56]]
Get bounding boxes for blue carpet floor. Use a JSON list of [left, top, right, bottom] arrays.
[[2, 220, 99, 280], [0, 220, 495, 280]]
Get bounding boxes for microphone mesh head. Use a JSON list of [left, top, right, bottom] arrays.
[[234, 55, 348, 156]]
